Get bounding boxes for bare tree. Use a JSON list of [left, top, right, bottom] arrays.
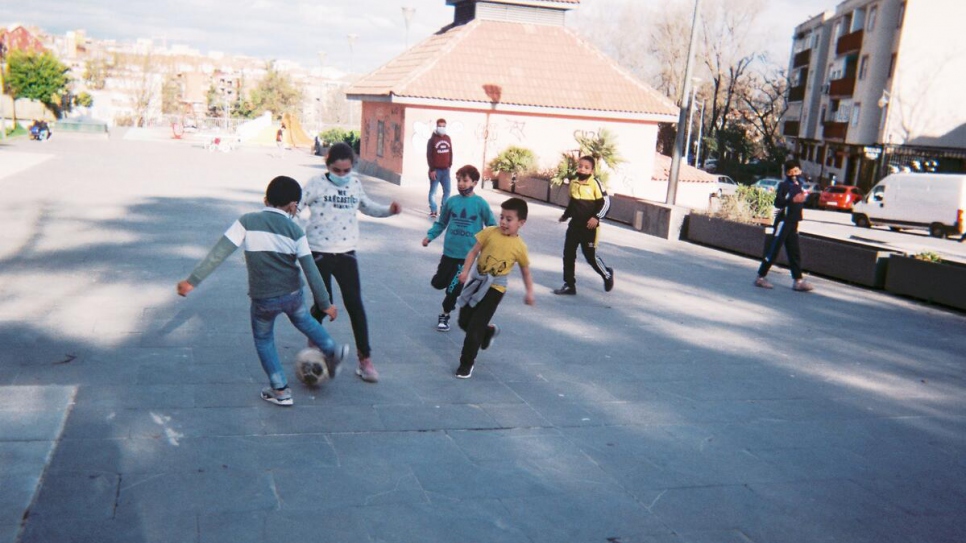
[[739, 64, 789, 161]]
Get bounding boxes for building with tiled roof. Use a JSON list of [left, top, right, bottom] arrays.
[[346, 0, 724, 207], [0, 25, 47, 54]]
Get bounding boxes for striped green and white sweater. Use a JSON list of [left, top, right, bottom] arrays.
[[186, 207, 331, 308]]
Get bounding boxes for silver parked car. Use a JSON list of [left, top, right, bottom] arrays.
[[752, 178, 782, 192], [716, 175, 739, 196]]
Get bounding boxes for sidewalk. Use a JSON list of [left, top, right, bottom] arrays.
[[1, 135, 964, 543]]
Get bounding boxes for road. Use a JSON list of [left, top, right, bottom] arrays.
[[801, 208, 966, 263]]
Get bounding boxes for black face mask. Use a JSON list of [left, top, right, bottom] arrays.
[[576, 173, 592, 181]]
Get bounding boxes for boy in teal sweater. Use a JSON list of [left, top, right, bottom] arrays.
[[422, 165, 496, 332], [177, 176, 349, 407]]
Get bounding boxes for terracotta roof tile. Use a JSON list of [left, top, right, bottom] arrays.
[[348, 20, 676, 117], [652, 153, 717, 184]]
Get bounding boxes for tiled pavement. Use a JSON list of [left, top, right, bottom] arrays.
[[1, 132, 964, 543]]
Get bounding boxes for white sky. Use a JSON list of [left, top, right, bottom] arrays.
[[4, 0, 833, 73]]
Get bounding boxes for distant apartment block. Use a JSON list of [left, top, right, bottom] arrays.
[[782, 0, 966, 190]]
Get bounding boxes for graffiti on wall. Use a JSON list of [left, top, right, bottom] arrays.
[[411, 119, 465, 150]]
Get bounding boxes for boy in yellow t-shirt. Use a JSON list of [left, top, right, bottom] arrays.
[[454, 198, 535, 378]]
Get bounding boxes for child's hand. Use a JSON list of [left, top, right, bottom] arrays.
[[586, 217, 599, 229], [422, 237, 430, 247], [177, 280, 194, 297], [792, 192, 807, 203], [321, 305, 338, 322], [389, 202, 402, 215], [524, 291, 535, 306]]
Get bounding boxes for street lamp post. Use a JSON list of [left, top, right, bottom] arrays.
[[346, 34, 358, 128], [317, 51, 327, 133], [694, 100, 706, 168], [0, 40, 7, 140], [666, 0, 702, 206], [402, 7, 416, 49], [684, 78, 700, 165]]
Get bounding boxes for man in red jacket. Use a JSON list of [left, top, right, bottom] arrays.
[[426, 118, 453, 219]]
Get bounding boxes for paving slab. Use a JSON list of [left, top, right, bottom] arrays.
[[1, 134, 965, 542]]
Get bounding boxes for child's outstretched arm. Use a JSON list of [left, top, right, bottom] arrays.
[[424, 199, 452, 246], [177, 232, 240, 297], [520, 265, 535, 306], [357, 182, 402, 217], [458, 241, 482, 284]]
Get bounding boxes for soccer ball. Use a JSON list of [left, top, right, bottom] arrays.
[[294, 348, 329, 386]]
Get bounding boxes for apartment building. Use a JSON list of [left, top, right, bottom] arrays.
[[782, 0, 966, 190]]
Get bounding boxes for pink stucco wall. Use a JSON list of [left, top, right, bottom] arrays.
[[359, 102, 714, 209]]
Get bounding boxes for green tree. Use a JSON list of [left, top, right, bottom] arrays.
[[74, 91, 94, 108], [248, 62, 302, 119], [5, 50, 70, 118]]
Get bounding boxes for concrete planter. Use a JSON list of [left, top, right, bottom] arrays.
[[885, 255, 966, 310], [765, 233, 895, 288], [686, 214, 767, 258], [511, 175, 551, 202], [550, 183, 570, 207]]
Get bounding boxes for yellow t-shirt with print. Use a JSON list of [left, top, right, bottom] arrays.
[[475, 226, 530, 293]]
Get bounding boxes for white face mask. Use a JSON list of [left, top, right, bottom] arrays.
[[436, 126, 447, 136]]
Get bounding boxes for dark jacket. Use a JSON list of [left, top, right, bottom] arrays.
[[775, 176, 806, 223], [426, 133, 453, 170], [560, 177, 610, 226]]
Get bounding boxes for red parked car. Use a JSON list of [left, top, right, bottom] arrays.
[[819, 185, 864, 211]]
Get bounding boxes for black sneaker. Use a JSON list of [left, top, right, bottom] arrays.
[[437, 313, 450, 332], [455, 362, 474, 379], [604, 267, 615, 292], [481, 324, 500, 350], [553, 284, 576, 295], [324, 344, 350, 379]]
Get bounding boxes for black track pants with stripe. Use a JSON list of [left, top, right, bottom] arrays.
[[758, 219, 803, 280]]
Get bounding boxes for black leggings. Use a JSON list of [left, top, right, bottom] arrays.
[[310, 251, 371, 359]]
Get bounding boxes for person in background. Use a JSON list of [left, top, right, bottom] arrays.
[[426, 118, 453, 219]]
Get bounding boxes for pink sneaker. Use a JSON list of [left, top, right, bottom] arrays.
[[356, 357, 379, 383]]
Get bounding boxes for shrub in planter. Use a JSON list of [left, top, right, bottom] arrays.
[[489, 146, 537, 191], [716, 185, 776, 224]]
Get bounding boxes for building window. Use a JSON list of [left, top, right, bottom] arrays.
[[376, 120, 385, 158], [859, 56, 869, 80], [888, 53, 897, 78], [851, 103, 861, 127], [898, 2, 905, 28], [867, 5, 878, 32]]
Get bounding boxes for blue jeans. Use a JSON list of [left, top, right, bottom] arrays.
[[251, 290, 337, 390], [428, 168, 451, 214]]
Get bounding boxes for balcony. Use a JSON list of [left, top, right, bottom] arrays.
[[836, 29, 864, 56], [793, 49, 811, 68], [788, 85, 807, 102], [828, 75, 856, 97], [823, 121, 848, 140], [783, 120, 801, 137]]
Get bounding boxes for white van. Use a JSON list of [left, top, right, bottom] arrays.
[[852, 173, 966, 238]]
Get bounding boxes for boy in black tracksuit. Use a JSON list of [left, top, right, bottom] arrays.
[[553, 155, 614, 295], [755, 159, 815, 292]]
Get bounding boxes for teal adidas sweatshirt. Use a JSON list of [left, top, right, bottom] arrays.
[[425, 193, 497, 259]]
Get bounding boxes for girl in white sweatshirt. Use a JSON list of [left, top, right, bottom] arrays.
[[300, 142, 401, 382]]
